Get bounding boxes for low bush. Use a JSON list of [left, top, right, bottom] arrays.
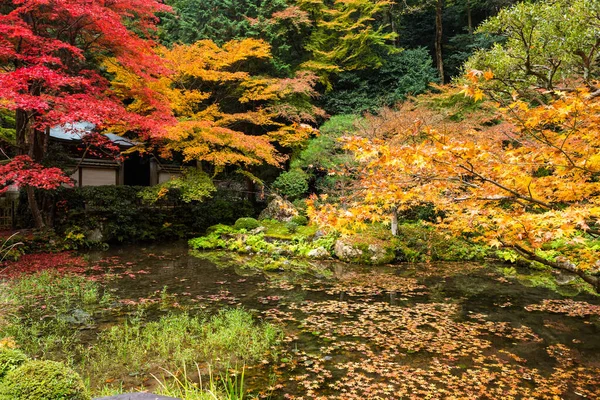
[[291, 215, 309, 226], [0, 348, 28, 379], [0, 360, 89, 400], [286, 222, 299, 234], [233, 217, 260, 231], [272, 169, 309, 200]]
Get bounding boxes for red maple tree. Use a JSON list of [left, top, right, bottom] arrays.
[[0, 0, 174, 228]]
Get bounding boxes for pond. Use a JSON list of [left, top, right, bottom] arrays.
[[77, 242, 600, 399]]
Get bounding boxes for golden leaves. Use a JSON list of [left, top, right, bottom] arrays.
[[309, 86, 600, 275]]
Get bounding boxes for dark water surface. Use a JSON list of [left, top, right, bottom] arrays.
[[86, 242, 600, 399]]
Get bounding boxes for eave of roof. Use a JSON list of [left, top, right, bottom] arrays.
[[49, 122, 135, 148]]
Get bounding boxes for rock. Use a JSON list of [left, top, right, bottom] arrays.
[[250, 226, 267, 234], [94, 394, 180, 400], [307, 247, 330, 259], [334, 239, 363, 262], [58, 308, 91, 325], [334, 237, 395, 265], [555, 272, 577, 285], [313, 230, 325, 239], [86, 227, 104, 242], [258, 195, 298, 222]]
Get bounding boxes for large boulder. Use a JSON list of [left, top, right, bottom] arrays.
[[258, 195, 298, 222], [334, 236, 395, 265]]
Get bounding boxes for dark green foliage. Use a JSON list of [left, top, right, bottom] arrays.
[[392, 223, 488, 263], [290, 115, 359, 196], [291, 215, 308, 226], [445, 32, 505, 77], [0, 348, 28, 379], [17, 186, 256, 243], [0, 360, 89, 400], [399, 203, 442, 223], [286, 221, 299, 233], [272, 169, 309, 200], [321, 48, 438, 114], [0, 109, 15, 146], [234, 217, 260, 231], [291, 115, 357, 173], [160, 0, 288, 47]]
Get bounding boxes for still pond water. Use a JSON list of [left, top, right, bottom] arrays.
[[86, 242, 600, 399]]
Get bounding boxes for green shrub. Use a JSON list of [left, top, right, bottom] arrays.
[[0, 360, 89, 400], [233, 217, 260, 231], [272, 169, 309, 200], [292, 199, 308, 216], [321, 48, 438, 114], [291, 215, 309, 226], [0, 348, 29, 379], [188, 234, 225, 250], [205, 224, 236, 235], [286, 222, 299, 234]]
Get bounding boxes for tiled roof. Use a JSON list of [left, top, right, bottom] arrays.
[[50, 122, 135, 147]]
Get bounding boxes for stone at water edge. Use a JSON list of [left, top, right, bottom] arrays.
[[334, 237, 396, 265], [258, 195, 298, 222], [94, 394, 180, 400], [307, 246, 330, 259], [334, 239, 363, 261]]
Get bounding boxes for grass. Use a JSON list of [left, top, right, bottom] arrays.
[[82, 308, 281, 391], [0, 271, 111, 360], [152, 364, 247, 400], [0, 272, 282, 396]]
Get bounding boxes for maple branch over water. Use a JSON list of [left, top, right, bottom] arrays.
[[511, 244, 600, 290]]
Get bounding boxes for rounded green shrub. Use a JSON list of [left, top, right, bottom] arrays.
[[272, 169, 309, 200], [0, 348, 29, 379], [234, 217, 260, 231], [286, 221, 299, 233], [0, 360, 90, 400], [291, 215, 309, 226]]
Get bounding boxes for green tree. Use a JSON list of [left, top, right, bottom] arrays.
[[298, 0, 398, 85], [159, 0, 288, 46], [322, 47, 439, 114], [466, 0, 600, 97]]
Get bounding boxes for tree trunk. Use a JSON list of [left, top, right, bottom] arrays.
[[16, 109, 46, 230], [26, 186, 45, 229], [391, 206, 398, 236], [467, 0, 473, 35], [435, 0, 445, 84]]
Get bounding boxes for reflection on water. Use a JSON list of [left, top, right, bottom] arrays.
[[87, 242, 600, 399]]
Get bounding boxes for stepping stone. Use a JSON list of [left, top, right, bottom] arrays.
[[94, 394, 180, 400]]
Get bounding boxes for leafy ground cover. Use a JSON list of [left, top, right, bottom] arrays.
[[189, 219, 336, 268]]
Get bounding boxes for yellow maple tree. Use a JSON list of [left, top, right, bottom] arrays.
[[309, 84, 600, 289], [106, 38, 322, 170]]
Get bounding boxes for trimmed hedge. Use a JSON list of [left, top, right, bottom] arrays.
[[17, 186, 257, 243]]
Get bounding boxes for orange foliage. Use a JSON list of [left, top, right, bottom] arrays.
[[309, 85, 600, 284], [107, 39, 321, 168]]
